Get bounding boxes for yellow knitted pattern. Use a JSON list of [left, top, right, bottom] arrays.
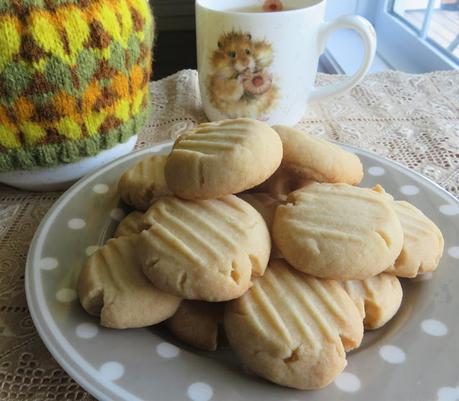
[[0, 0, 153, 171]]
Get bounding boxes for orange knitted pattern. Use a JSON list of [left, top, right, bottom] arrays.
[[0, 0, 153, 171]]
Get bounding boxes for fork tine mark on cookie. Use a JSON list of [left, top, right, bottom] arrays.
[[139, 195, 270, 301], [250, 280, 294, 345], [273, 183, 404, 280], [165, 118, 283, 199], [165, 198, 241, 252], [155, 204, 223, 261], [225, 260, 363, 389], [390, 200, 444, 277], [175, 139, 235, 153]]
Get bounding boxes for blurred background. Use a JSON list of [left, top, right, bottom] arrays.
[[149, 0, 459, 79]]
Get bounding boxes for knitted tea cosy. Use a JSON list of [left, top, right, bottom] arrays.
[[0, 0, 153, 171]]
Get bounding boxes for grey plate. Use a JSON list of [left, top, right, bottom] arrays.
[[26, 141, 459, 401]]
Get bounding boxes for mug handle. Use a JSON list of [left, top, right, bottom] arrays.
[[308, 15, 377, 103]]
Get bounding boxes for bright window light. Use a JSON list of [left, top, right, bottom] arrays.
[[390, 0, 459, 64]]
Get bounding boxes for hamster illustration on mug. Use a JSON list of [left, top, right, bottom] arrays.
[[207, 30, 279, 120]]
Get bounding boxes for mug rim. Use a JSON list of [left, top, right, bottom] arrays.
[[195, 0, 324, 16]]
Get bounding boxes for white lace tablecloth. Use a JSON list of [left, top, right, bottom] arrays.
[[143, 69, 459, 195], [0, 69, 457, 400]]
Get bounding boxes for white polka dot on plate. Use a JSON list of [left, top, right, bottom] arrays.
[[156, 342, 180, 359], [99, 362, 125, 381], [85, 245, 100, 256], [187, 382, 213, 401], [76, 322, 99, 339], [56, 288, 77, 303], [93, 184, 109, 194], [368, 166, 385, 176], [400, 185, 420, 196], [439, 204, 459, 216], [110, 208, 125, 222], [379, 345, 406, 364], [421, 319, 448, 337], [334, 372, 361, 393], [38, 257, 58, 271], [447, 247, 459, 259], [68, 218, 86, 230], [437, 386, 459, 401]]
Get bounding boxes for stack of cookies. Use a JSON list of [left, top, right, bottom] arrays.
[[78, 118, 444, 390]]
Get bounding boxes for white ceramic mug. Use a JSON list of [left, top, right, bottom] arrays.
[[196, 0, 376, 125]]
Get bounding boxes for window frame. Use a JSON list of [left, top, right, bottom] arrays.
[[374, 0, 458, 72]]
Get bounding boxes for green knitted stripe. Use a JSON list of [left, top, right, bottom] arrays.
[[0, 106, 150, 171], [0, 1, 11, 13]]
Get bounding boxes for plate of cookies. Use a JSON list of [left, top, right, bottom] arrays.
[[26, 119, 459, 401]]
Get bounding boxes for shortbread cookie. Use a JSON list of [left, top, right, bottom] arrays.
[[238, 192, 284, 259], [388, 201, 444, 277], [372, 185, 444, 278], [78, 236, 181, 329], [341, 273, 403, 330], [273, 183, 404, 280], [238, 193, 284, 230], [114, 211, 147, 238], [250, 166, 312, 196], [165, 119, 283, 199], [139, 195, 271, 301], [167, 301, 223, 351], [273, 125, 363, 185], [118, 155, 171, 211], [224, 260, 363, 390]]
